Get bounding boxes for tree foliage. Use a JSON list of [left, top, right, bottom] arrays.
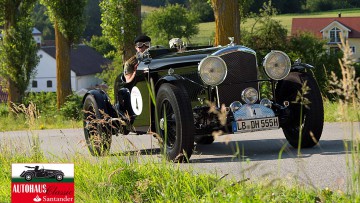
[[41, 0, 87, 45], [41, 0, 87, 109], [32, 3, 54, 40], [188, 0, 214, 22], [100, 0, 141, 61], [84, 0, 102, 39], [143, 3, 199, 45], [0, 0, 39, 104], [86, 35, 116, 59]]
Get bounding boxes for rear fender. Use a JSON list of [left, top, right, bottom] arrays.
[[82, 89, 118, 118]]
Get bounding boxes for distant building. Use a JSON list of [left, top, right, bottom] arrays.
[[29, 45, 109, 93], [292, 16, 360, 61], [0, 27, 109, 102]]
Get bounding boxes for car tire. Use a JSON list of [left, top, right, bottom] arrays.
[[24, 173, 33, 181], [276, 72, 324, 148], [56, 174, 64, 181], [156, 83, 195, 162], [195, 135, 215, 145], [83, 94, 112, 156]]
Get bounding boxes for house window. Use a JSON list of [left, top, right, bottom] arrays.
[[47, 80, 52, 88], [350, 46, 356, 54], [329, 27, 341, 43], [32, 80, 38, 88]]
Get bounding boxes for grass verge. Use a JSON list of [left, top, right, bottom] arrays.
[[0, 114, 81, 132], [0, 143, 352, 202]]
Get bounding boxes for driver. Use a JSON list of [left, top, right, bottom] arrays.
[[123, 35, 151, 83], [114, 35, 151, 127]]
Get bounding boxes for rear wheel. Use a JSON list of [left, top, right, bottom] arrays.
[[156, 83, 195, 162], [83, 94, 112, 156], [276, 72, 324, 148]]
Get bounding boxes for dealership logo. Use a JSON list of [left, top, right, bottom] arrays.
[[12, 164, 74, 203]]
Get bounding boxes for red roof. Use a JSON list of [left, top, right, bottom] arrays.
[[291, 17, 360, 38]]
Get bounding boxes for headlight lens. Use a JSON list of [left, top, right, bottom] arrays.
[[198, 56, 227, 86], [230, 101, 242, 112], [241, 87, 258, 104], [260, 98, 272, 108], [263, 51, 291, 80]]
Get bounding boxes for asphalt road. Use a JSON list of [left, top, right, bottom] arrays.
[[1, 122, 359, 191]]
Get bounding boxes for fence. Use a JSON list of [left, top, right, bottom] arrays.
[[0, 90, 7, 103]]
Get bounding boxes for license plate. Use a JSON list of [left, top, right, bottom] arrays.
[[233, 117, 279, 133]]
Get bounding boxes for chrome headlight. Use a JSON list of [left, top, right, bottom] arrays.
[[198, 56, 227, 86], [260, 98, 272, 108], [229, 101, 242, 112], [263, 51, 291, 80], [241, 87, 258, 104]]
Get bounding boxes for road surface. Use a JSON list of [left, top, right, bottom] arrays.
[[1, 122, 359, 191]]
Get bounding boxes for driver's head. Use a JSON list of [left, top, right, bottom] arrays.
[[134, 35, 151, 53]]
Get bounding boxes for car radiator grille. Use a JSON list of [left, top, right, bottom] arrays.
[[218, 51, 258, 106]]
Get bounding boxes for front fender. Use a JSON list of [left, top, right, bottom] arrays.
[[82, 89, 118, 118], [155, 74, 184, 91], [291, 63, 314, 72]]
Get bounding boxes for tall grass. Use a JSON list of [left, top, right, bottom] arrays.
[[328, 34, 360, 201], [0, 144, 349, 202]]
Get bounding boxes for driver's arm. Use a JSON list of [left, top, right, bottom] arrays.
[[124, 55, 138, 83]]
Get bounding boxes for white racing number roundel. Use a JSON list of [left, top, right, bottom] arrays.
[[130, 86, 143, 115]]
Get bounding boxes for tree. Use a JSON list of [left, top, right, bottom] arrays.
[[188, 0, 214, 22], [241, 2, 287, 62], [83, 0, 102, 39], [40, 0, 87, 109], [100, 0, 141, 62], [0, 0, 39, 106], [32, 3, 54, 40], [142, 4, 199, 45], [210, 0, 240, 46]]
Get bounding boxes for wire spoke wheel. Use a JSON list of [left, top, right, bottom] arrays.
[[156, 83, 195, 162], [83, 95, 112, 156]]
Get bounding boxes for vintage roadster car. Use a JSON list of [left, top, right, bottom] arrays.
[[20, 166, 64, 181], [82, 40, 324, 162]]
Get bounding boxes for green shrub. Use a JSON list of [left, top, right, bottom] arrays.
[[23, 92, 57, 115], [0, 103, 9, 117], [60, 94, 83, 120]]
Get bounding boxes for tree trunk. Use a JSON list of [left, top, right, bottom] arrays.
[[122, 0, 142, 61], [211, 0, 240, 46], [55, 22, 72, 110], [7, 78, 21, 107]]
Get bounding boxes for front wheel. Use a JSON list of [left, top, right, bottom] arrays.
[[156, 83, 195, 162], [83, 94, 112, 156], [276, 72, 324, 148], [55, 174, 64, 181]]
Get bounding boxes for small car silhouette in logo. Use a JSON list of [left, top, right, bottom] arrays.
[[20, 166, 64, 181]]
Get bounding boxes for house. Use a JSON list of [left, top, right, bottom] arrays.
[[29, 45, 110, 93], [291, 16, 360, 61]]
